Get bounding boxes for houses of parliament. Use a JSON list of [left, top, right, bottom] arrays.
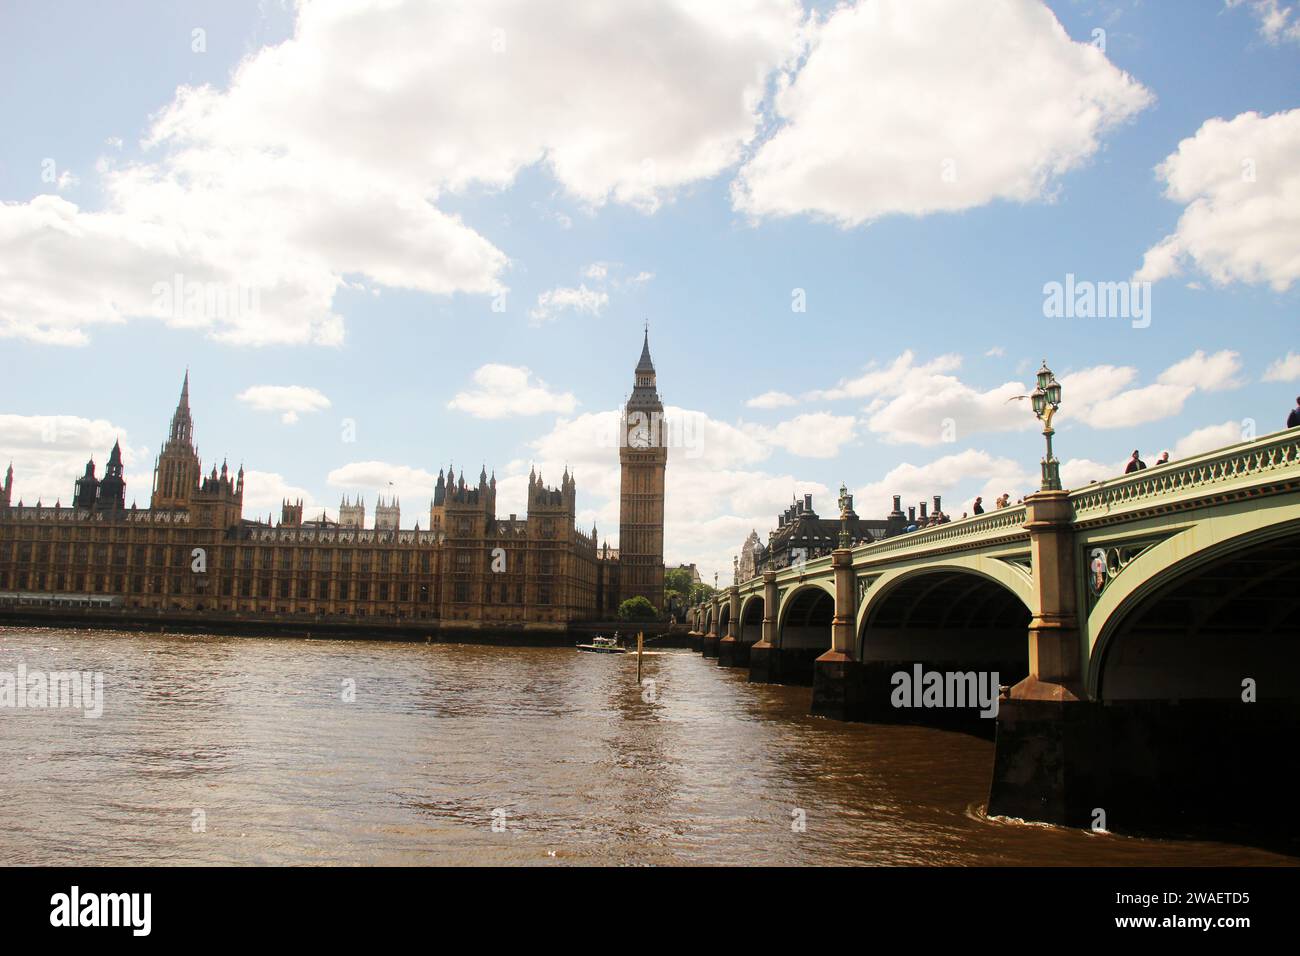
[[0, 336, 668, 630]]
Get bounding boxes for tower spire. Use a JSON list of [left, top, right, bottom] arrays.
[[168, 369, 194, 446], [636, 325, 654, 375]]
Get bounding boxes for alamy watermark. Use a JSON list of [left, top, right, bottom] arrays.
[[0, 663, 103, 718], [890, 665, 999, 718], [50, 886, 150, 936], [1043, 273, 1151, 329], [152, 273, 261, 323], [602, 408, 704, 459]]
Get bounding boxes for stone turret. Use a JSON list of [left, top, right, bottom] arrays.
[[73, 458, 99, 510], [96, 440, 127, 514], [339, 495, 365, 528], [375, 494, 401, 530], [281, 498, 304, 527]]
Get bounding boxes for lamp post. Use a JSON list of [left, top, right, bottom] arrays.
[[837, 482, 851, 548], [1031, 360, 1063, 491]]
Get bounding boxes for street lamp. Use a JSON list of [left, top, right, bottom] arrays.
[[837, 482, 851, 548], [1031, 360, 1063, 491]]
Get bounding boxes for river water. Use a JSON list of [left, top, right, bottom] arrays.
[[0, 628, 1291, 866]]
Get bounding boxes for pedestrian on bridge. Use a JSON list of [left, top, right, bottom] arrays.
[[1125, 450, 1147, 474], [1289, 396, 1300, 429], [973, 496, 984, 515]]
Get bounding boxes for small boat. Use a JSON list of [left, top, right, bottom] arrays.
[[576, 634, 626, 654]]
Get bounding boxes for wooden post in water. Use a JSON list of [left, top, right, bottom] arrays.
[[637, 632, 644, 684]]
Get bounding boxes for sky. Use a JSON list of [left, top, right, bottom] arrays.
[[0, 0, 1297, 586]]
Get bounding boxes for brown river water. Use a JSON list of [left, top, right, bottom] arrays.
[[0, 628, 1292, 866]]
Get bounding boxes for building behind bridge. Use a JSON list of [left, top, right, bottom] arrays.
[[741, 491, 913, 576]]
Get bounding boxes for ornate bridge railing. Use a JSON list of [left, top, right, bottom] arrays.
[[1070, 428, 1300, 523], [851, 503, 1029, 565]]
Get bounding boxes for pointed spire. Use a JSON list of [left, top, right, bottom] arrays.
[[636, 324, 655, 374], [168, 369, 195, 446]]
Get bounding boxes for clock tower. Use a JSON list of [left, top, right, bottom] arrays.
[[618, 329, 667, 613]]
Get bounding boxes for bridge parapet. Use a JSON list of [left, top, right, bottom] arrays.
[[1070, 428, 1300, 524]]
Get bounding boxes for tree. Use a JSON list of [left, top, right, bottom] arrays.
[[663, 567, 695, 619], [687, 582, 717, 606], [663, 567, 695, 595], [617, 596, 657, 622]]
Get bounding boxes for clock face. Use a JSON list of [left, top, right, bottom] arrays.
[[627, 415, 650, 448]]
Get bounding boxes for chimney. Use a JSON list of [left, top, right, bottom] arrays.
[[908, 506, 916, 523], [933, 495, 942, 515], [804, 493, 813, 511], [920, 501, 928, 519], [892, 495, 902, 513]]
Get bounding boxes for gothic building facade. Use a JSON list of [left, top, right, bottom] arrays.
[[0, 336, 666, 627]]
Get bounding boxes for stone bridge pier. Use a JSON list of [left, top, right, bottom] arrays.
[[701, 592, 720, 658], [747, 571, 779, 682], [717, 585, 747, 666]]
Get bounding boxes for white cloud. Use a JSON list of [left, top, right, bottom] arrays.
[[0, 414, 143, 507], [1136, 109, 1300, 291], [1172, 420, 1249, 459], [733, 0, 1151, 225], [236, 384, 331, 424], [1, 0, 801, 346], [528, 284, 609, 324], [1059, 457, 1126, 489], [808, 352, 964, 402], [1263, 351, 1300, 382], [240, 469, 326, 520], [1076, 382, 1196, 430], [1064, 350, 1242, 429], [447, 365, 578, 419], [1157, 349, 1243, 391], [325, 461, 438, 504], [582, 262, 608, 280], [746, 390, 798, 409], [1227, 1, 1300, 44], [747, 412, 857, 458], [854, 449, 1033, 519], [809, 351, 1033, 446]]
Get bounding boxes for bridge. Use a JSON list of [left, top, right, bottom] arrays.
[[687, 427, 1300, 850]]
